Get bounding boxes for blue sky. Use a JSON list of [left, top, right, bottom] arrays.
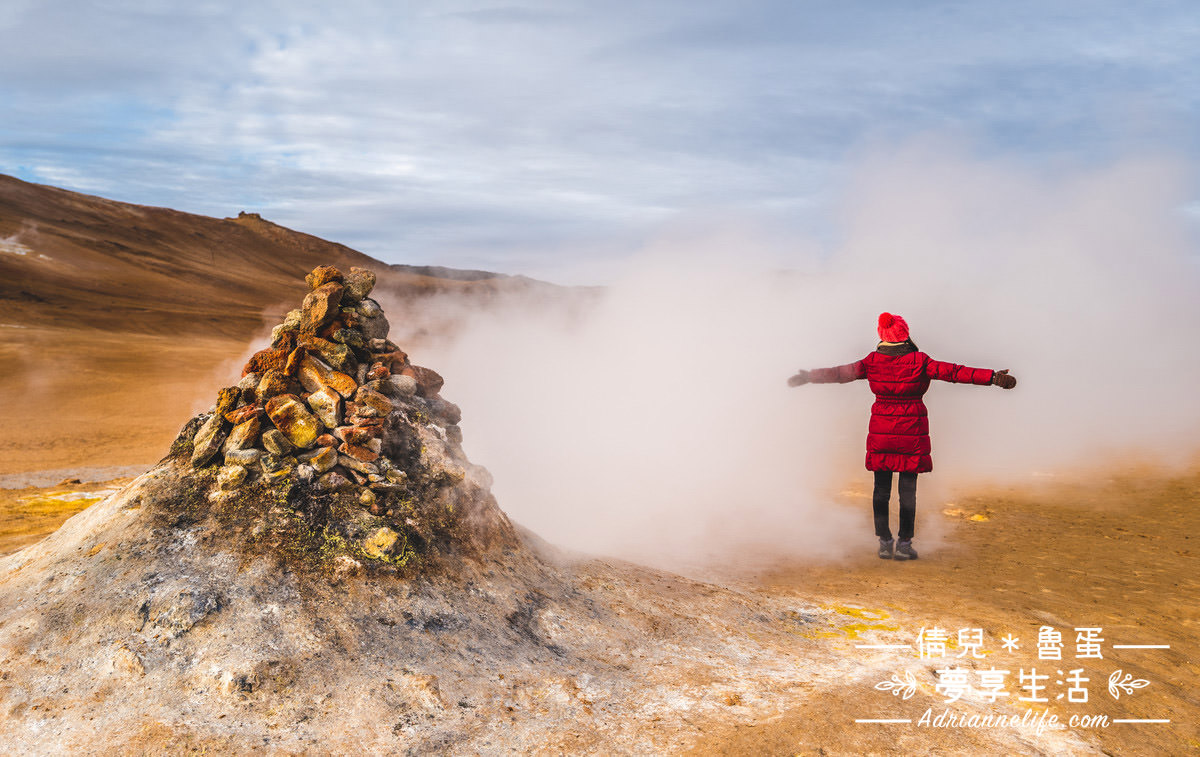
[[2, 1, 1198, 281]]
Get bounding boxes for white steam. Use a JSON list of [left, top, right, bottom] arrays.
[[0, 222, 37, 257], [404, 146, 1200, 570]]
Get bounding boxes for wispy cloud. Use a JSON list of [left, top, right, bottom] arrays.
[[1, 1, 1198, 281]]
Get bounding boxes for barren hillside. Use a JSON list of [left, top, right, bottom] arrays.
[[0, 174, 552, 476]]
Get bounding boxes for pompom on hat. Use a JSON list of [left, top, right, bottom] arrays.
[[877, 312, 910, 343]]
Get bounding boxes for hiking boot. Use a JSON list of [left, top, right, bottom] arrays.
[[877, 538, 894, 559], [894, 540, 918, 561]]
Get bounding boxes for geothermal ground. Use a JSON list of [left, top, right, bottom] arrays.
[[2, 177, 1196, 755], [2, 463, 1196, 754]]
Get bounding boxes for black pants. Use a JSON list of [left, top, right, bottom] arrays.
[[873, 471, 917, 541]]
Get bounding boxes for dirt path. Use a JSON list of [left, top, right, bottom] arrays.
[[700, 466, 1200, 755]]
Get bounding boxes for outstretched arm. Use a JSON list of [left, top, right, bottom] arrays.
[[926, 359, 1017, 389], [788, 360, 866, 387]]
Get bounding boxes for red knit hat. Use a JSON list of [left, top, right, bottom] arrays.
[[877, 312, 909, 342]]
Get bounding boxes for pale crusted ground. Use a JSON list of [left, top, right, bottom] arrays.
[[0, 462, 860, 754], [6, 462, 1183, 754]]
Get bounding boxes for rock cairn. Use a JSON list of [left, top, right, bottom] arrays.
[[184, 265, 512, 566]]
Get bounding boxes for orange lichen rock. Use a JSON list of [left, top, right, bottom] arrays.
[[398, 365, 443, 397], [265, 394, 321, 449], [305, 264, 344, 289], [299, 282, 344, 333]]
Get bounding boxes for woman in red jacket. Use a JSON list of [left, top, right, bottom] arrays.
[[788, 313, 1016, 561]]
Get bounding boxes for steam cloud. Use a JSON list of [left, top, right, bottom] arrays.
[[0, 222, 37, 257], [397, 145, 1200, 571]]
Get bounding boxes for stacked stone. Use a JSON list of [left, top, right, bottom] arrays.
[[189, 265, 462, 512]]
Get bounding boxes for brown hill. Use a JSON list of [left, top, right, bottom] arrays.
[[0, 173, 530, 338], [0, 174, 543, 477]]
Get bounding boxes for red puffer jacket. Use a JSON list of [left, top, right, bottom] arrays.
[[809, 344, 995, 473]]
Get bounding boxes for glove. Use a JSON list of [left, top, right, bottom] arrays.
[[992, 369, 1016, 389], [787, 370, 812, 387]]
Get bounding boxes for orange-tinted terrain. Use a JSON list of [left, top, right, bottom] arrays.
[[0, 174, 542, 477], [2, 174, 1197, 754]]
